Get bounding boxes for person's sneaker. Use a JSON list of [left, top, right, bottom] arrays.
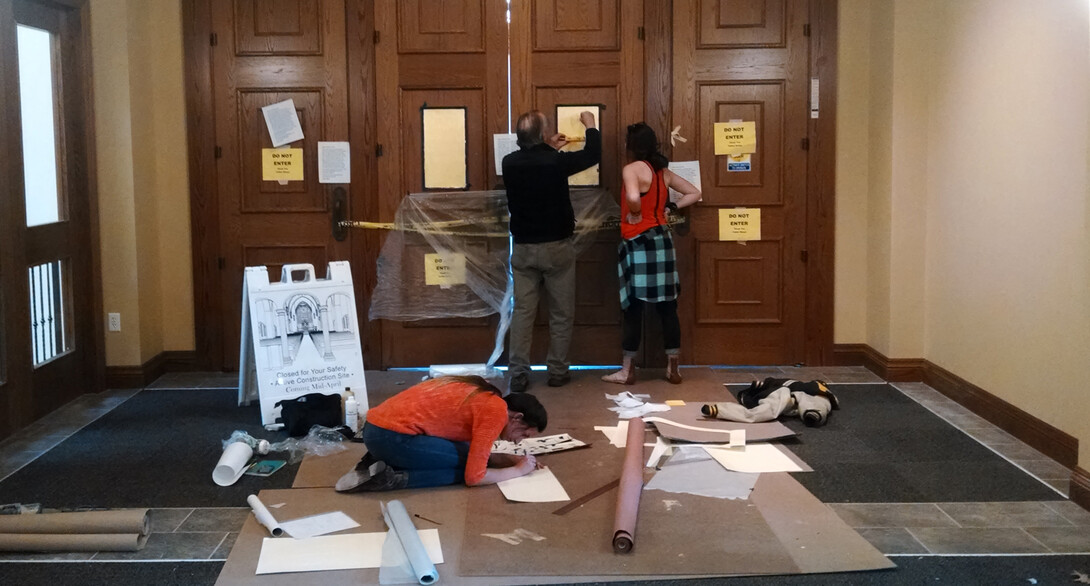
[[547, 373, 571, 387], [334, 452, 383, 492], [510, 373, 529, 393], [344, 465, 408, 492]]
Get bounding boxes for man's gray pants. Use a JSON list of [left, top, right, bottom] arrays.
[[509, 238, 576, 381]]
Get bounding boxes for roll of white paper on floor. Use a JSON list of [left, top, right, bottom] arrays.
[[380, 500, 438, 585], [246, 494, 283, 537], [213, 441, 253, 486]]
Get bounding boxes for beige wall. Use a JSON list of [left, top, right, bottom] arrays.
[[837, 0, 1090, 469], [91, 0, 193, 366]]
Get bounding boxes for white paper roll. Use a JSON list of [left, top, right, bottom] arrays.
[[213, 441, 254, 486], [381, 500, 438, 585], [247, 494, 283, 537]]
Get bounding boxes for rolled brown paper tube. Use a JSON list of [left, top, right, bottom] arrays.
[[0, 509, 150, 536], [612, 417, 645, 553], [0, 532, 148, 552]]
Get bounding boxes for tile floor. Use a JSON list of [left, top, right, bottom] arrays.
[[0, 366, 1086, 564]]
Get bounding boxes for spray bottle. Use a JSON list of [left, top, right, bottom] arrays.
[[344, 387, 359, 433]]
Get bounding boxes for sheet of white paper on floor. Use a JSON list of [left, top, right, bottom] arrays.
[[497, 467, 570, 502], [279, 511, 360, 539], [702, 443, 804, 473], [255, 529, 443, 575], [595, 419, 629, 447]]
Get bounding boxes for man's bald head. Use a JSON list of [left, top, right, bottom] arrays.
[[516, 110, 548, 149]]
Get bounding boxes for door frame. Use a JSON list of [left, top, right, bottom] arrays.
[[183, 0, 836, 370], [0, 0, 104, 439]]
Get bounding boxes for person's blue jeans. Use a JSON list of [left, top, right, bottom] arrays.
[[362, 422, 470, 488]]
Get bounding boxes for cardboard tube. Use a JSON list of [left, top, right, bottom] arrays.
[[213, 441, 254, 486], [247, 494, 283, 537], [0, 509, 149, 535], [0, 532, 148, 552], [612, 417, 645, 553], [0, 509, 150, 552], [382, 500, 439, 585]]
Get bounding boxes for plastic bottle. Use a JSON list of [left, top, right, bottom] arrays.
[[344, 388, 359, 433]]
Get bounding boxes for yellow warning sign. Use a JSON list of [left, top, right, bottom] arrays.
[[262, 148, 304, 181], [718, 208, 761, 241], [713, 121, 756, 156], [424, 253, 467, 286]]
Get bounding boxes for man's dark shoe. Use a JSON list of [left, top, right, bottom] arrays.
[[510, 374, 529, 393], [547, 373, 571, 387]]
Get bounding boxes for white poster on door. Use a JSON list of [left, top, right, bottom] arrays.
[[238, 262, 368, 425]]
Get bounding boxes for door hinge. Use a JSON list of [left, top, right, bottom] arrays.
[[210, 32, 218, 46], [803, 24, 811, 37], [214, 146, 222, 159], [218, 257, 225, 270], [376, 144, 384, 157], [800, 137, 809, 151], [637, 26, 645, 40], [800, 250, 809, 262], [373, 30, 380, 44]]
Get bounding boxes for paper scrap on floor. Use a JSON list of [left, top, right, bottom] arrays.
[[492, 433, 586, 455], [703, 443, 805, 473], [255, 529, 443, 575], [595, 419, 630, 447], [606, 391, 670, 418], [279, 511, 360, 539], [645, 446, 759, 499], [497, 467, 570, 503]]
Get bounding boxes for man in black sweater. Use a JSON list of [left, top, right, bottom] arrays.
[[502, 110, 600, 392]]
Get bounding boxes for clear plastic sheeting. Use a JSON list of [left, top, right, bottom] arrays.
[[368, 189, 619, 362], [222, 426, 347, 465]]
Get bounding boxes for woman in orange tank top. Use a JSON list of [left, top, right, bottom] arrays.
[[602, 123, 701, 385]]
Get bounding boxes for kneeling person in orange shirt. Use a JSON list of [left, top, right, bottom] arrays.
[[336, 375, 546, 492]]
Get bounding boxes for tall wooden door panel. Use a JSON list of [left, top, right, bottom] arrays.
[[510, 0, 643, 366], [374, 0, 509, 367], [0, 0, 100, 440], [672, 0, 810, 365], [211, 0, 352, 369]]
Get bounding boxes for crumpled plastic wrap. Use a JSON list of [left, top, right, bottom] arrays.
[[222, 426, 347, 465], [368, 188, 619, 322]]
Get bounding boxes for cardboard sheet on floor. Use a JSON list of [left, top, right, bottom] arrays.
[[458, 437, 893, 577], [293, 442, 367, 488], [219, 373, 892, 585], [216, 488, 699, 586], [459, 436, 796, 576]]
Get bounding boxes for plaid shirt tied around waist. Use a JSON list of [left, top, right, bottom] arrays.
[[618, 225, 680, 311]]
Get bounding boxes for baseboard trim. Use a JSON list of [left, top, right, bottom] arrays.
[[1071, 467, 1090, 510], [105, 350, 202, 389], [833, 344, 1078, 469], [831, 344, 926, 381]]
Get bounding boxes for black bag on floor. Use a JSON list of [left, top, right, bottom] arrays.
[[275, 393, 342, 437]]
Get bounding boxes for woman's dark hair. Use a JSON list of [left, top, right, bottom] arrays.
[[626, 122, 669, 170], [503, 392, 548, 432], [442, 375, 502, 396]]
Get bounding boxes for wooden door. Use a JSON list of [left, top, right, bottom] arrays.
[[209, 0, 354, 369], [373, 0, 510, 367], [509, 0, 643, 366], [670, 0, 813, 365], [0, 0, 101, 440]]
